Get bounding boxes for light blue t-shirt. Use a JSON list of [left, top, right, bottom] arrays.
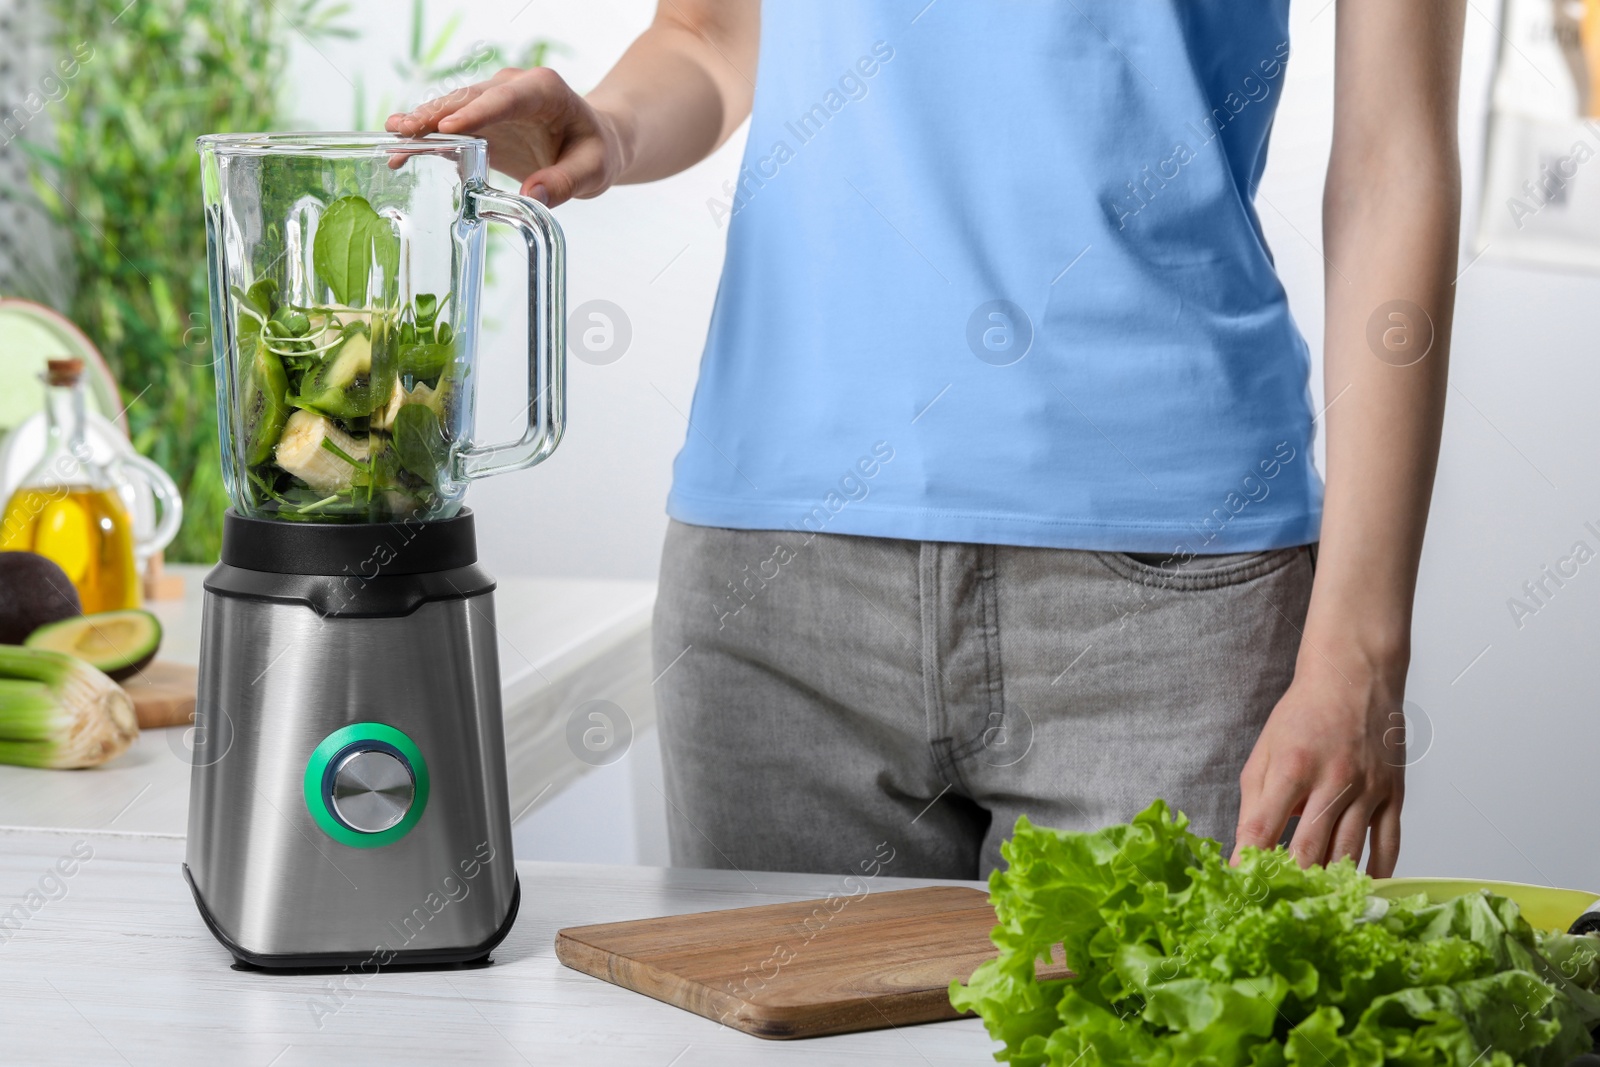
[[666, 0, 1321, 554]]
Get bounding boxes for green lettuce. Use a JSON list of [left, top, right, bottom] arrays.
[[950, 801, 1600, 1067]]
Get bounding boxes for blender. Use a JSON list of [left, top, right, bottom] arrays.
[[185, 133, 564, 969]]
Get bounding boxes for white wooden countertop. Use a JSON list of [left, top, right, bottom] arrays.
[[0, 827, 1000, 1064], [0, 564, 656, 836]]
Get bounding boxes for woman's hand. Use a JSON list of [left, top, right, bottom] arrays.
[[1232, 0, 1464, 878], [1232, 646, 1407, 876], [384, 2, 757, 206], [386, 67, 626, 207]]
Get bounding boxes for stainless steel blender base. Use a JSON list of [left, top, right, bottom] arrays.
[[181, 864, 520, 971], [185, 513, 519, 970]]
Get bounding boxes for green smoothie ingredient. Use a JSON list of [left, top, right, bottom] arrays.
[[312, 195, 401, 308], [951, 800, 1600, 1066], [0, 645, 137, 768], [24, 609, 162, 681], [230, 194, 458, 521], [0, 552, 81, 645]]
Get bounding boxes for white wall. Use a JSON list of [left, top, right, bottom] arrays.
[[512, 724, 670, 867], [288, 3, 1600, 888]]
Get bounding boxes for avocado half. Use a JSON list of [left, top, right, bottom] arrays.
[[25, 609, 162, 681], [0, 551, 82, 644]]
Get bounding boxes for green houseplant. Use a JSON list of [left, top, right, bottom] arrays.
[[20, 0, 352, 561]]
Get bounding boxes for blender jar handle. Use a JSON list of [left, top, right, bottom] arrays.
[[455, 183, 567, 482]]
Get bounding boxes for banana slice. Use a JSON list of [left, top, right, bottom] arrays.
[[274, 410, 369, 492], [372, 381, 441, 431]]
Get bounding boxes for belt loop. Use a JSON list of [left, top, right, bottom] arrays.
[[920, 541, 942, 738]]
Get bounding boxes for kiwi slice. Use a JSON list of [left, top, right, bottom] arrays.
[[297, 321, 396, 419], [398, 335, 452, 382], [241, 337, 291, 466]]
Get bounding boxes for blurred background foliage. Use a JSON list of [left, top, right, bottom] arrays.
[[11, 0, 551, 561], [20, 0, 351, 562], [355, 2, 561, 131]]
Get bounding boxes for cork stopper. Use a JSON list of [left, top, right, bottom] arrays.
[[46, 358, 83, 387]]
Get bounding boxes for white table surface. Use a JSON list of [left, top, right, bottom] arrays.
[[0, 564, 657, 836], [0, 827, 1001, 1065]]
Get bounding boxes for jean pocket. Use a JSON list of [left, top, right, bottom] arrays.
[[1095, 547, 1306, 591]]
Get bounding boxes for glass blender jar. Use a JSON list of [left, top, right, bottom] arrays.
[[197, 132, 564, 522]]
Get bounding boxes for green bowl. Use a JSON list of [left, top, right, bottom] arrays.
[[1373, 877, 1600, 932]]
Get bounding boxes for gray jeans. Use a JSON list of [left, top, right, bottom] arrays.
[[652, 520, 1314, 879]]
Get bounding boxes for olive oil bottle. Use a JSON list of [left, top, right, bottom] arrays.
[[0, 360, 140, 612]]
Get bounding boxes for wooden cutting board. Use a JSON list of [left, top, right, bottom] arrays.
[[120, 661, 197, 729], [555, 884, 1069, 1040]]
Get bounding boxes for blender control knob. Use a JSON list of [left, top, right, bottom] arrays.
[[329, 747, 415, 834]]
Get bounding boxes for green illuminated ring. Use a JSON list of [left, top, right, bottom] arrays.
[[303, 723, 430, 849]]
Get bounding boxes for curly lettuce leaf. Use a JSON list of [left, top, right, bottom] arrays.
[[950, 800, 1600, 1067]]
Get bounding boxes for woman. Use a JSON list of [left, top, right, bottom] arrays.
[[391, 0, 1463, 879]]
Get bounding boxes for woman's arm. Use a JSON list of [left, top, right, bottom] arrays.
[[386, 0, 759, 205], [1232, 0, 1465, 877]]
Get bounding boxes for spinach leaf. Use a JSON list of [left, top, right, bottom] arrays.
[[391, 403, 448, 489], [313, 195, 399, 308], [398, 340, 452, 382], [246, 277, 279, 316], [414, 292, 438, 328]]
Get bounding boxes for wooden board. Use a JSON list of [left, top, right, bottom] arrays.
[[555, 884, 1069, 1040], [120, 661, 196, 729]]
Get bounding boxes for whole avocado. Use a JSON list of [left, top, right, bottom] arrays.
[[0, 551, 83, 644]]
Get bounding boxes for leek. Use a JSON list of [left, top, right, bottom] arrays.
[[0, 646, 138, 768]]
